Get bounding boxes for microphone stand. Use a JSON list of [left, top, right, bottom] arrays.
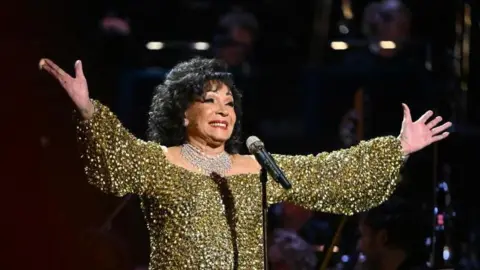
[[247, 136, 291, 269], [260, 167, 269, 270]]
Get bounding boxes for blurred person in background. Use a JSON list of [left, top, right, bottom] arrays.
[[304, 0, 435, 153], [214, 7, 260, 143], [358, 197, 431, 270], [340, 0, 434, 140], [268, 202, 336, 269], [215, 7, 258, 72], [268, 202, 338, 269], [303, 0, 416, 153], [335, 0, 445, 207], [362, 0, 412, 58], [269, 227, 318, 270]]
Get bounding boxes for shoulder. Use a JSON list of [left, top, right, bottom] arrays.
[[232, 154, 260, 167], [164, 145, 178, 153], [231, 154, 261, 174], [163, 146, 186, 167]]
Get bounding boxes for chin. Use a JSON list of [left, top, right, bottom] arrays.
[[210, 136, 230, 145], [209, 131, 233, 144]]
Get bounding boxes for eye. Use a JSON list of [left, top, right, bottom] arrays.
[[203, 98, 214, 103], [226, 102, 234, 107]]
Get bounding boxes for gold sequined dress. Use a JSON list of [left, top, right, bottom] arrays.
[[76, 100, 404, 270]]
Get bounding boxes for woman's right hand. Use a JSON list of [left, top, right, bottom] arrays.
[[39, 58, 94, 119]]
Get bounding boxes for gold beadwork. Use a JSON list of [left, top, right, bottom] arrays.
[[76, 100, 404, 270]]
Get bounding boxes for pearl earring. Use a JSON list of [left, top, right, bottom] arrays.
[[184, 119, 189, 127]]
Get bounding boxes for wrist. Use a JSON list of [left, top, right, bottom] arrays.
[[398, 135, 410, 157], [80, 100, 95, 120]]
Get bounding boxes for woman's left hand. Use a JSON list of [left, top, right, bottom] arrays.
[[399, 104, 452, 155]]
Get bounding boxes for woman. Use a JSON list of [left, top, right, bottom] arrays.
[[39, 57, 450, 270]]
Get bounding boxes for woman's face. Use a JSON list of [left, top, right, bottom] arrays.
[[184, 81, 236, 148]]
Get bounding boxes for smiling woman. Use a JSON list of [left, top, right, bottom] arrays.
[[184, 82, 237, 149], [39, 56, 451, 269], [147, 58, 243, 155]]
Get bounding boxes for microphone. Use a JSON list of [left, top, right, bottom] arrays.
[[246, 136, 292, 190]]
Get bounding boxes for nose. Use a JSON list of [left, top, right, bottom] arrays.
[[216, 104, 229, 117]]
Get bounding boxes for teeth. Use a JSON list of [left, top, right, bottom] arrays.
[[210, 123, 227, 127]]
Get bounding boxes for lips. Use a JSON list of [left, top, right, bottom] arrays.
[[209, 120, 228, 130]]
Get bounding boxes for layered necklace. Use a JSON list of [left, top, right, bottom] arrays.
[[180, 143, 232, 176]]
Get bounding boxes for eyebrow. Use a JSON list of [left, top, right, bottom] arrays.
[[200, 92, 234, 103], [208, 80, 232, 95], [206, 87, 232, 96]]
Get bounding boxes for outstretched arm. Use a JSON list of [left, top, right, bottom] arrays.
[[267, 136, 404, 215], [267, 104, 451, 215], [76, 100, 166, 196], [40, 58, 166, 196]]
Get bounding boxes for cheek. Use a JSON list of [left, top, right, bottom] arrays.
[[189, 108, 212, 126], [230, 109, 237, 125]]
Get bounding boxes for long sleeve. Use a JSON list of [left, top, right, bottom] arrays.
[[76, 100, 166, 197], [267, 136, 404, 215]]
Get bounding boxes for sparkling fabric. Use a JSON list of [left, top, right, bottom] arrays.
[[76, 100, 405, 270]]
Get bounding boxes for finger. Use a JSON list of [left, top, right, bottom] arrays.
[[75, 60, 85, 78], [40, 63, 71, 89], [39, 58, 62, 79], [431, 121, 452, 135], [427, 116, 442, 129], [39, 58, 70, 81], [431, 132, 449, 143], [41, 58, 67, 76], [402, 103, 412, 122], [417, 110, 434, 124]]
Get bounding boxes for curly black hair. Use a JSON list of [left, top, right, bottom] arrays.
[[147, 57, 243, 154]]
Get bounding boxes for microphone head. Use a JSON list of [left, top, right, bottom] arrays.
[[246, 136, 264, 153]]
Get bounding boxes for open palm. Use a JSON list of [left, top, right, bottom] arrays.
[[399, 104, 452, 155], [39, 58, 93, 118]]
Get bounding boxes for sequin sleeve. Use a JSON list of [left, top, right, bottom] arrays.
[[267, 136, 404, 215], [75, 100, 165, 196]]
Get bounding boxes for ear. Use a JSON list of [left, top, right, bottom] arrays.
[[184, 110, 190, 127]]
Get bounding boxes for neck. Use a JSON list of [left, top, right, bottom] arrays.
[[379, 250, 406, 270], [186, 137, 226, 156]]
